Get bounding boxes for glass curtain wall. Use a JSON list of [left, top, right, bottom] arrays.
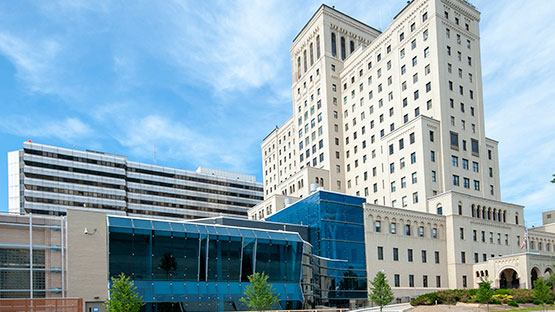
[[267, 191, 367, 307], [108, 217, 304, 312]]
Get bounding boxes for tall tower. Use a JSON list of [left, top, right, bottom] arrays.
[[261, 5, 381, 200]]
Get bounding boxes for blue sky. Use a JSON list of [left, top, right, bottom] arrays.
[[0, 0, 553, 226]]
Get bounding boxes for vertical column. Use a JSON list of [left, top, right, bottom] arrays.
[[29, 213, 33, 299], [61, 216, 65, 297]]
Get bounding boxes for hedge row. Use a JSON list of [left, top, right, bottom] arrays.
[[410, 289, 555, 306]]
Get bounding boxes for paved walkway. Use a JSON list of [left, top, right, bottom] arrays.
[[351, 303, 413, 312]]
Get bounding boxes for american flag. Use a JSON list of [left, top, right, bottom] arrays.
[[520, 230, 527, 249]]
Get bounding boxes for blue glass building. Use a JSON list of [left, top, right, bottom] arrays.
[[107, 216, 305, 311], [267, 190, 367, 307]]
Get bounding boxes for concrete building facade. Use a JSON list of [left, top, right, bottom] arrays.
[[251, 0, 555, 301], [9, 142, 263, 220]]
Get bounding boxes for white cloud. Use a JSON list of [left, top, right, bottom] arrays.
[[0, 33, 62, 93], [478, 0, 555, 225], [156, 0, 305, 92], [0, 116, 93, 142], [113, 114, 257, 173]]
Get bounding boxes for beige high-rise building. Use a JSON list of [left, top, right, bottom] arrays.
[[251, 0, 555, 300], [259, 0, 499, 213]]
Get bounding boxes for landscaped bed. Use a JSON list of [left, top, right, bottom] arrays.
[[410, 289, 555, 310]]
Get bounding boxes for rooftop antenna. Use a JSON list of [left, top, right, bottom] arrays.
[[153, 144, 157, 165]]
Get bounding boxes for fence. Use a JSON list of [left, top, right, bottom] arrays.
[[0, 298, 83, 312]]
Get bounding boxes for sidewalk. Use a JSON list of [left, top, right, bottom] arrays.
[[351, 303, 413, 312]]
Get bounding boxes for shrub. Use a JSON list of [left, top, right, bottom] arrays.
[[546, 299, 554, 305], [495, 289, 510, 295], [491, 294, 513, 304], [516, 299, 526, 304], [410, 292, 438, 306], [533, 299, 543, 305], [490, 298, 502, 305], [507, 300, 519, 307], [508, 289, 534, 303]]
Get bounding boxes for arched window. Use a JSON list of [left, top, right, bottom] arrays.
[[482, 206, 486, 219], [303, 50, 307, 73], [297, 56, 301, 78], [340, 37, 346, 60], [488, 207, 492, 220], [320, 178, 324, 188], [515, 212, 518, 224], [350, 40, 355, 53], [331, 33, 337, 57], [437, 205, 443, 215], [493, 209, 497, 221], [310, 42, 314, 66], [316, 35, 321, 59], [471, 204, 476, 217]]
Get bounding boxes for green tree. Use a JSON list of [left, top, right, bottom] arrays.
[[533, 277, 551, 308], [476, 278, 494, 311], [104, 273, 145, 312], [240, 272, 280, 311], [551, 174, 555, 183], [368, 271, 395, 312]]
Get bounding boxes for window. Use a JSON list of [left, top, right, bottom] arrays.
[[394, 274, 400, 287], [418, 226, 424, 237], [430, 151, 435, 162], [426, 82, 431, 92], [471, 139, 479, 155], [412, 56, 417, 66], [453, 175, 460, 186], [411, 152, 416, 164], [340, 37, 346, 60], [461, 251, 466, 263], [401, 177, 406, 188], [331, 33, 337, 57], [412, 172, 417, 184], [431, 170, 436, 182], [437, 206, 443, 215], [472, 161, 479, 172], [377, 246, 384, 260], [474, 180, 480, 191], [405, 224, 411, 236], [423, 275, 428, 288], [375, 221, 382, 232], [459, 227, 464, 239], [432, 228, 437, 238], [452, 155, 459, 167], [421, 250, 427, 263], [463, 275, 467, 288], [411, 39, 416, 50], [422, 12, 428, 22], [408, 249, 413, 262], [450, 132, 459, 149], [435, 251, 440, 264], [410, 132, 415, 144], [463, 178, 470, 188], [409, 275, 415, 287], [393, 248, 399, 261], [424, 47, 429, 57], [390, 223, 397, 234]]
